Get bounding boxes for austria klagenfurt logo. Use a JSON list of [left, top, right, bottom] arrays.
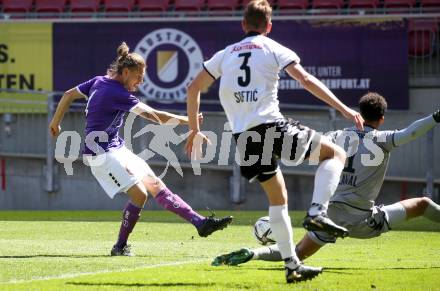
[[134, 28, 203, 103]]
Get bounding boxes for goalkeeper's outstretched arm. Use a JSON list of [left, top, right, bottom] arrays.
[[393, 110, 440, 147]]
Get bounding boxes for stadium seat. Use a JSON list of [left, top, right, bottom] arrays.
[[35, 0, 67, 14], [174, 0, 205, 11], [383, 0, 416, 10], [312, 0, 344, 9], [420, 0, 440, 10], [138, 0, 170, 12], [103, 0, 135, 13], [408, 19, 438, 57], [278, 0, 309, 10], [70, 0, 100, 14], [348, 0, 379, 9], [3, 0, 33, 14], [206, 0, 240, 11]]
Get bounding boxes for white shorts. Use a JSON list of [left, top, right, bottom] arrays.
[[84, 146, 155, 198]]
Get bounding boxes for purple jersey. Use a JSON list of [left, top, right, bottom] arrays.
[[76, 76, 139, 155]]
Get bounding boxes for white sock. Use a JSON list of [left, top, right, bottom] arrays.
[[424, 199, 440, 223], [269, 205, 300, 268], [309, 158, 344, 216], [382, 202, 406, 227]]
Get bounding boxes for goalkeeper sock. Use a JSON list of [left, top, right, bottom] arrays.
[[115, 201, 142, 249], [154, 187, 205, 228]]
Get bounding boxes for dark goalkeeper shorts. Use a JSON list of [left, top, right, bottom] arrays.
[[233, 118, 317, 183]]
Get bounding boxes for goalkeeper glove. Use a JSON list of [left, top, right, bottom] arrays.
[[433, 109, 440, 123]]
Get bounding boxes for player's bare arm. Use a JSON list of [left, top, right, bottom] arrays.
[[49, 87, 85, 137], [131, 102, 203, 125], [285, 63, 364, 130], [185, 69, 215, 157]]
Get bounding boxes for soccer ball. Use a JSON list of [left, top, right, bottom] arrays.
[[253, 216, 276, 245]]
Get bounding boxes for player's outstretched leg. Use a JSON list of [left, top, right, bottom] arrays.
[[153, 187, 233, 237], [212, 244, 286, 266], [197, 215, 233, 237], [212, 248, 254, 266]]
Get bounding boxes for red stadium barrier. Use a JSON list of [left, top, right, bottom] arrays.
[[1, 0, 440, 17]]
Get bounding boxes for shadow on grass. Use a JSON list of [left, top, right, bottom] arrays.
[[0, 254, 207, 259], [66, 282, 216, 288], [324, 266, 440, 271], [246, 265, 440, 272]]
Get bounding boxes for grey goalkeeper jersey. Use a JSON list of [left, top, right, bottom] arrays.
[[327, 114, 437, 209], [327, 126, 396, 210]]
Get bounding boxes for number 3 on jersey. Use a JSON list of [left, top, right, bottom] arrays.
[[238, 52, 251, 87]]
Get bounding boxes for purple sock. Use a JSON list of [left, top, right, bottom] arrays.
[[115, 201, 142, 249], [154, 187, 205, 228]]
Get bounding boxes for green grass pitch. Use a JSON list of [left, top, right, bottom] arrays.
[[0, 211, 439, 290]]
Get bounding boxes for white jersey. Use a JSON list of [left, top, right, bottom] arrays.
[[326, 126, 397, 209], [204, 33, 300, 133]]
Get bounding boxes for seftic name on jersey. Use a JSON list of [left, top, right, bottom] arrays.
[[339, 172, 358, 187], [235, 89, 259, 103]]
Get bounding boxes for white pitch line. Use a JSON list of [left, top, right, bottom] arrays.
[[2, 259, 206, 285]]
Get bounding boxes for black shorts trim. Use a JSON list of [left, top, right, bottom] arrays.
[[203, 63, 216, 80]]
